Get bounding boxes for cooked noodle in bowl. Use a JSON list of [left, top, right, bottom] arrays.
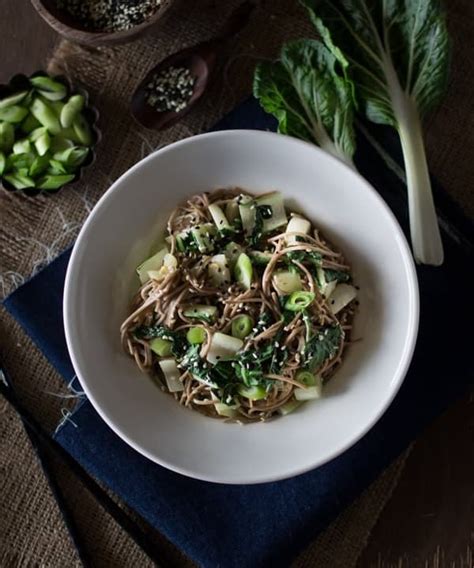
[[120, 188, 358, 422]]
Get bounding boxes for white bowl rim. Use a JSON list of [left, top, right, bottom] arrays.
[[64, 129, 419, 484]]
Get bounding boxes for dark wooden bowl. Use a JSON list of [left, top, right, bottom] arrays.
[[0, 71, 100, 197], [30, 0, 176, 46]]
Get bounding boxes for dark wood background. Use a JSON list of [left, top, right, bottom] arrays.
[[1, 2, 472, 567]]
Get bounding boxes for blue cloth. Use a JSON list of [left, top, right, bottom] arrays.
[[4, 98, 474, 568]]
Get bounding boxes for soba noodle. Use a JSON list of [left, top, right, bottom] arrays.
[[120, 189, 357, 422]]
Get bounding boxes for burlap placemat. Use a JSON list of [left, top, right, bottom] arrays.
[[1, 0, 472, 565]]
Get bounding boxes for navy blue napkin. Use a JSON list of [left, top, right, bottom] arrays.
[[4, 98, 474, 568]]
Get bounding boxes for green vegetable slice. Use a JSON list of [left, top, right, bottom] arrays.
[[3, 173, 35, 189], [0, 122, 15, 151], [0, 105, 29, 124], [0, 90, 29, 110], [234, 252, 253, 290], [60, 94, 85, 128], [285, 291, 315, 312], [0, 151, 6, 175], [37, 174, 75, 190], [72, 113, 93, 146], [150, 338, 173, 357], [29, 155, 50, 177], [30, 76, 67, 101], [13, 139, 31, 155], [183, 304, 218, 322], [30, 98, 61, 134], [34, 132, 51, 157], [186, 326, 206, 345], [231, 315, 254, 340], [238, 385, 267, 401]]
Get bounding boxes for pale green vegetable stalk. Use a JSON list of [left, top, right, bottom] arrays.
[[302, 0, 450, 265], [253, 30, 357, 168]]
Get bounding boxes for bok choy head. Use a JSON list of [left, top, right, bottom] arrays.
[[302, 0, 450, 265], [253, 33, 357, 167]]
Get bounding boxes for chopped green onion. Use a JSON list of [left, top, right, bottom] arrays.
[[284, 291, 315, 312], [231, 315, 253, 340], [238, 385, 267, 401], [150, 338, 173, 357], [186, 326, 206, 344], [295, 369, 317, 386]]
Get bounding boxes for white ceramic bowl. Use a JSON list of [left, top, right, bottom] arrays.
[[64, 130, 419, 484]]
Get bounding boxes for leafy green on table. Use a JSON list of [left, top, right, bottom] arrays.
[[301, 0, 450, 265], [254, 29, 357, 167]]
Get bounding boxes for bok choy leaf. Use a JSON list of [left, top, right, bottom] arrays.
[[302, 0, 450, 265], [253, 32, 356, 167]]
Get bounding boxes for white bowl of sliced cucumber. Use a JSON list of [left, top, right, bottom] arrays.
[[64, 129, 419, 484]]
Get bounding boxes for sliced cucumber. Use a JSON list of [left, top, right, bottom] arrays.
[[328, 284, 357, 314], [214, 402, 240, 418], [272, 270, 302, 294], [256, 192, 287, 233], [183, 304, 218, 322], [207, 254, 231, 287], [158, 358, 184, 392], [286, 215, 311, 245], [249, 250, 272, 266], [136, 247, 168, 284], [238, 385, 267, 401], [234, 252, 253, 290], [208, 203, 232, 232], [191, 223, 216, 253], [206, 332, 243, 364], [277, 399, 303, 416]]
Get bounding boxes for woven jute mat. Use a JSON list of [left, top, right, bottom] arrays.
[[1, 0, 472, 566]]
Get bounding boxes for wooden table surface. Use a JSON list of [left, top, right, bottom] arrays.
[[1, 3, 472, 567]]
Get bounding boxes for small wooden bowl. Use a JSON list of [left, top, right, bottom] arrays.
[[30, 0, 176, 46], [0, 71, 100, 197]]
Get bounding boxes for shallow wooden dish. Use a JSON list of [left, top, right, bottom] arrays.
[[30, 0, 176, 46]]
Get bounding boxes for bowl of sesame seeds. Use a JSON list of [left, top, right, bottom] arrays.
[[31, 0, 177, 46]]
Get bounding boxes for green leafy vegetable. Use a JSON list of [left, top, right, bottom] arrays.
[[304, 324, 343, 372], [254, 32, 356, 166], [324, 268, 350, 283], [134, 323, 188, 358], [302, 0, 449, 265]]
